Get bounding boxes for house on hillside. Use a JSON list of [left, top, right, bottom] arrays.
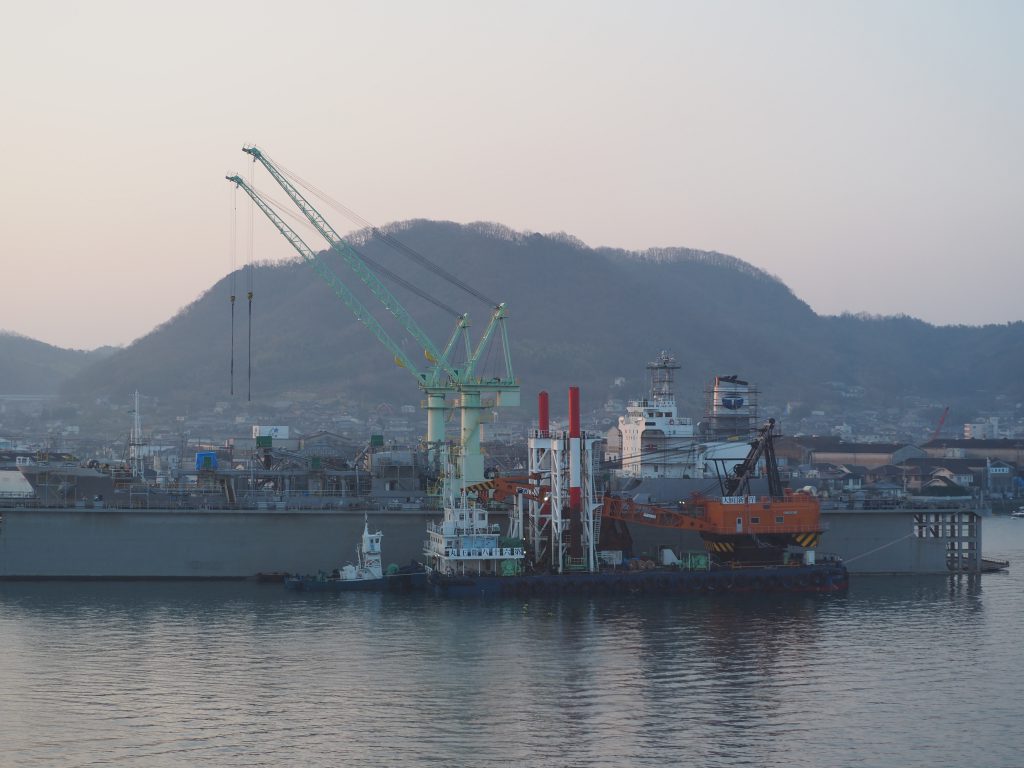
[[897, 456, 1019, 495], [836, 465, 869, 492], [930, 466, 973, 488], [919, 474, 970, 496], [867, 464, 907, 487], [804, 463, 856, 496], [986, 458, 1018, 497]]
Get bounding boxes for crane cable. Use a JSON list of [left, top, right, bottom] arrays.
[[229, 185, 237, 396], [600, 432, 759, 497], [603, 432, 753, 468], [254, 185, 462, 319], [844, 532, 916, 564], [268, 155, 498, 308], [247, 158, 255, 402]]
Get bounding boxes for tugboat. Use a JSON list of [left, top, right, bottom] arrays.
[[427, 387, 848, 598], [422, 449, 527, 596], [285, 517, 426, 592]]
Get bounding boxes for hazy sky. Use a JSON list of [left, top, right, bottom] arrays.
[[1, 0, 1021, 350]]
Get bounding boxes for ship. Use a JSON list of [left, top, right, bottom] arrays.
[[424, 387, 849, 597], [283, 517, 426, 592]]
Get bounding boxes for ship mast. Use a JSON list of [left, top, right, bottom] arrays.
[[647, 350, 680, 403], [129, 390, 144, 480]]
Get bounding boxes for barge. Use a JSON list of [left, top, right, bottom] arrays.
[[425, 388, 850, 597]]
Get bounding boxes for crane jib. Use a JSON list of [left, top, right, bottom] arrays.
[[229, 148, 519, 483]]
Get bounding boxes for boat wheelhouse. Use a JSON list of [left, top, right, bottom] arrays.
[[423, 450, 524, 579]]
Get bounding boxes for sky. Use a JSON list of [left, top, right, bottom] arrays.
[[1, 0, 1021, 350]]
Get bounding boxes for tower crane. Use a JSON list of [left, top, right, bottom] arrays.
[[226, 147, 518, 482]]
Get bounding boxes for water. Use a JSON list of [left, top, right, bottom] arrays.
[[2, 520, 1023, 768]]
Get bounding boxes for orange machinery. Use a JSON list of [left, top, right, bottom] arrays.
[[598, 489, 823, 559], [471, 418, 824, 564]]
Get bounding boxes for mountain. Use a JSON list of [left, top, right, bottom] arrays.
[[0, 333, 114, 395], [53, 220, 1024, 421]]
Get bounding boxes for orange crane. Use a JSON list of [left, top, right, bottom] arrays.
[[599, 420, 823, 561]]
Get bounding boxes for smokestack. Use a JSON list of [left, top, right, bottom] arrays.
[[538, 390, 549, 436], [568, 386, 581, 512], [568, 386, 580, 439]]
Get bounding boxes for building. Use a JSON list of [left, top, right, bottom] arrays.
[[921, 438, 1024, 465], [811, 443, 926, 469]]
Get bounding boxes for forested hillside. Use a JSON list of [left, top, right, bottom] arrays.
[[48, 220, 1024, 416], [0, 333, 111, 395]]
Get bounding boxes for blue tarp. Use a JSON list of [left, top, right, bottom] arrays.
[[195, 451, 218, 471]]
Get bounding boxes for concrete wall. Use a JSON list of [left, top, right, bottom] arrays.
[[626, 508, 954, 574], [820, 509, 949, 574], [0, 505, 962, 578], [0, 508, 437, 578]]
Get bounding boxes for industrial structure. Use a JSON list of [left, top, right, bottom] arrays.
[[430, 388, 849, 596], [616, 351, 697, 478], [703, 374, 759, 439], [474, 393, 826, 571], [610, 352, 752, 479], [226, 147, 518, 483]]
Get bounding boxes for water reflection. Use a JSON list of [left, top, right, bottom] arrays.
[[0, 564, 1019, 767]]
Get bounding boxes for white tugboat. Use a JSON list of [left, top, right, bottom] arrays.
[[285, 517, 425, 592]]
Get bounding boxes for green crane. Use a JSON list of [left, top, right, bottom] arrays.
[[226, 148, 518, 482]]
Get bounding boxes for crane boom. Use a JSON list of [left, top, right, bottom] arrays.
[[242, 146, 458, 383], [463, 303, 514, 381], [436, 314, 469, 370], [722, 418, 784, 498], [226, 175, 425, 381], [230, 146, 520, 483]]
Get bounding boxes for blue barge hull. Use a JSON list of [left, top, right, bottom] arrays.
[[429, 562, 849, 598]]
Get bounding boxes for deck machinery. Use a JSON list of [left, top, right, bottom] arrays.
[[472, 393, 825, 572], [465, 388, 603, 574], [601, 418, 824, 565]]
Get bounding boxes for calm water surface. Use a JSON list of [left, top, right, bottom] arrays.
[[2, 519, 1023, 767]]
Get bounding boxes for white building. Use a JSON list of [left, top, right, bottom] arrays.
[[964, 418, 1000, 440]]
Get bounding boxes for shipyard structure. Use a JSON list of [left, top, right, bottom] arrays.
[[601, 352, 987, 575], [0, 353, 992, 579], [1, 142, 989, 581]]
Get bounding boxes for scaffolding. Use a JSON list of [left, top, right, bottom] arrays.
[[703, 375, 760, 439], [913, 509, 983, 573]]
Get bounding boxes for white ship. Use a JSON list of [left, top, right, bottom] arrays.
[[610, 351, 752, 481]]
